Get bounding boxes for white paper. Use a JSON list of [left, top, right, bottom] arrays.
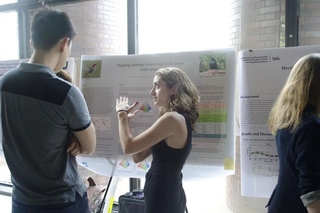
[[239, 45, 320, 197], [78, 49, 236, 179], [0, 59, 28, 76]]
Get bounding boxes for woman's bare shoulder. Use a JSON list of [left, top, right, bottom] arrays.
[[161, 111, 185, 124]]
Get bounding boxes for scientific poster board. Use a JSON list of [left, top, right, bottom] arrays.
[[77, 48, 236, 179], [0, 59, 28, 77], [239, 45, 320, 198], [0, 58, 75, 79]]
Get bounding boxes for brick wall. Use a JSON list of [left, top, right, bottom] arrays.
[[239, 0, 283, 50], [299, 0, 320, 46], [229, 0, 241, 51], [53, 0, 127, 57]]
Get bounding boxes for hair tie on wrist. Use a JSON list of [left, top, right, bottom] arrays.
[[117, 109, 128, 114]]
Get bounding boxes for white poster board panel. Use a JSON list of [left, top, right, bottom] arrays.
[[78, 49, 236, 179], [239, 45, 320, 197], [0, 59, 28, 77], [0, 58, 74, 77]]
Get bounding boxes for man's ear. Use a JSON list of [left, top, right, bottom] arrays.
[[60, 37, 70, 52]]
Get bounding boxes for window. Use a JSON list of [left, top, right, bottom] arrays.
[[138, 0, 230, 54], [0, 11, 19, 60], [0, 0, 17, 6]]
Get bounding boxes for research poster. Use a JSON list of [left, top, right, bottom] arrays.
[[239, 45, 320, 198], [77, 49, 236, 179], [0, 58, 75, 79], [0, 59, 28, 77]]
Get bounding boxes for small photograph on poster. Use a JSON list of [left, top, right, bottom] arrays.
[[82, 60, 102, 78], [199, 53, 226, 76]]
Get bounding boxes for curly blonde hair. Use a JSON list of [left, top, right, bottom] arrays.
[[268, 53, 320, 135], [154, 67, 200, 131]]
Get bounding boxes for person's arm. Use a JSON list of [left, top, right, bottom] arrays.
[[296, 122, 320, 212], [116, 97, 185, 156], [117, 111, 180, 155], [131, 148, 152, 163], [67, 136, 81, 156], [64, 86, 96, 155], [301, 190, 320, 213], [118, 106, 151, 163], [307, 200, 320, 213], [73, 122, 96, 155]]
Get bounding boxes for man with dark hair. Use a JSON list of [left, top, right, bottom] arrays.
[[0, 6, 96, 213]]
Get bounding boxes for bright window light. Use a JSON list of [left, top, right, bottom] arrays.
[[0, 0, 17, 6], [138, 0, 231, 54], [0, 11, 19, 60]]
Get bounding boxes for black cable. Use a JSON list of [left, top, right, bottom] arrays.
[[98, 176, 113, 213]]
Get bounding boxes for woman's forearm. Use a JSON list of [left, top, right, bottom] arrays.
[[117, 111, 134, 154]]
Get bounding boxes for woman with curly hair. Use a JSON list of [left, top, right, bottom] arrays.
[[116, 67, 200, 213]]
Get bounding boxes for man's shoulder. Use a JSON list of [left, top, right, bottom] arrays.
[[1, 66, 20, 78], [0, 67, 21, 90]]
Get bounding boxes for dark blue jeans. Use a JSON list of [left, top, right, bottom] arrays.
[[12, 192, 90, 213]]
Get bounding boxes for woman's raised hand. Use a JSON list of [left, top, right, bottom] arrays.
[[116, 96, 139, 120]]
